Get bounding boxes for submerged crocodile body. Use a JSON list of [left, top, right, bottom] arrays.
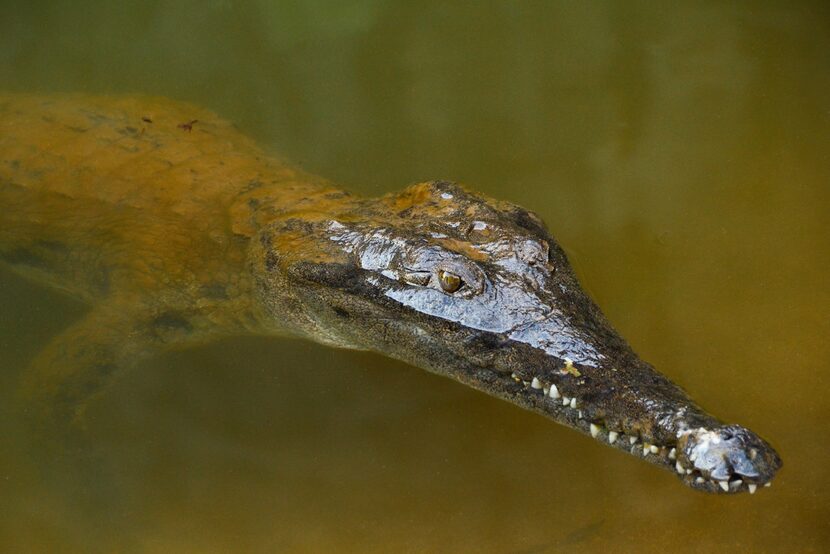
[[0, 93, 780, 494]]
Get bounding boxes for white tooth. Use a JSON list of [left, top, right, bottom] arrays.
[[549, 384, 561, 399], [531, 377, 542, 389], [748, 484, 757, 494], [650, 445, 658, 454], [719, 481, 729, 492], [695, 477, 705, 484], [511, 372, 519, 381], [562, 397, 570, 406], [629, 436, 638, 445], [578, 410, 583, 419], [764, 482, 771, 488], [570, 398, 577, 409], [675, 461, 684, 474], [590, 423, 600, 437], [643, 444, 650, 456], [731, 479, 743, 487], [686, 469, 692, 475], [608, 431, 618, 444], [543, 386, 550, 395], [668, 448, 676, 460]]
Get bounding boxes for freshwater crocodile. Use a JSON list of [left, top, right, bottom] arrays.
[[0, 93, 781, 494]]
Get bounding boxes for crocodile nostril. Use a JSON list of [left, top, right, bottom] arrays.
[[729, 452, 760, 478]]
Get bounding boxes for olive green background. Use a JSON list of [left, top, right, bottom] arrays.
[[1, 1, 828, 552]]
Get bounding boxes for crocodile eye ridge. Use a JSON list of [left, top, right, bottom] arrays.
[[402, 271, 431, 286]]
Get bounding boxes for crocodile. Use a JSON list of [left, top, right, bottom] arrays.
[[0, 93, 781, 494]]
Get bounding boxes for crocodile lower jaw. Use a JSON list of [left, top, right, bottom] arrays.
[[511, 373, 776, 494]]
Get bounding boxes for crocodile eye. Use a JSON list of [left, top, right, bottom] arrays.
[[438, 270, 462, 293]]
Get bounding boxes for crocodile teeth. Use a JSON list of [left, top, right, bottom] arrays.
[[748, 484, 757, 494], [668, 448, 677, 460], [649, 445, 658, 454], [765, 482, 771, 488], [531, 377, 542, 389], [695, 477, 705, 484], [569, 398, 577, 409], [608, 431, 618, 444], [643, 444, 650, 456], [719, 481, 729, 492], [590, 423, 600, 437], [549, 384, 561, 399], [562, 397, 571, 406], [629, 436, 638, 445], [675, 461, 684, 474]]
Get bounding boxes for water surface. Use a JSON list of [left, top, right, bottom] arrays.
[[1, 2, 828, 552]]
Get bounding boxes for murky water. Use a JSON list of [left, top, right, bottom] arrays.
[[1, 1, 828, 552]]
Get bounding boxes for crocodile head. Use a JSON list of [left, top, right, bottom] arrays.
[[252, 180, 781, 494]]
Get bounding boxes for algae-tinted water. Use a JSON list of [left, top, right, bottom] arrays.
[[1, 2, 828, 552]]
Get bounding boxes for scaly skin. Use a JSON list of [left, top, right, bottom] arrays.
[[0, 93, 781, 493]]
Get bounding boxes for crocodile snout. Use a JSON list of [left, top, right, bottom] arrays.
[[676, 425, 782, 493]]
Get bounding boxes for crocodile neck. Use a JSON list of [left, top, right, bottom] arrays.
[[0, 93, 341, 337]]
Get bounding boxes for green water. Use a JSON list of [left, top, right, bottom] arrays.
[[1, 1, 828, 552]]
